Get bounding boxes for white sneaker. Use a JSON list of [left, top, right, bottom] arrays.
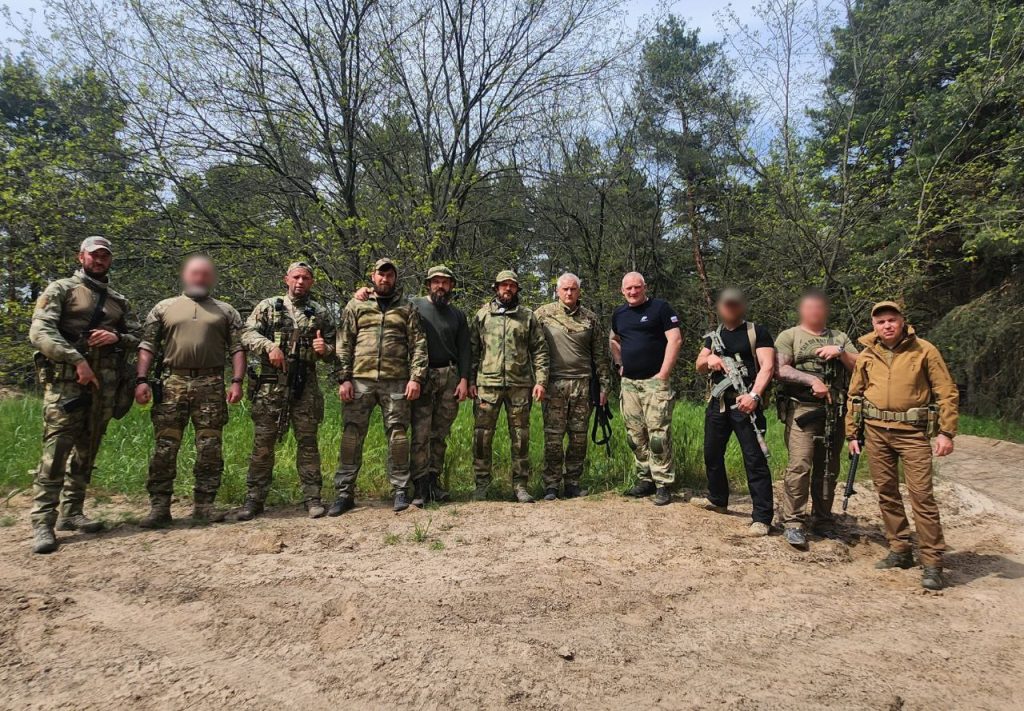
[[747, 522, 771, 537]]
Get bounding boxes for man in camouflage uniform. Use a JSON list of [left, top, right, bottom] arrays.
[[28, 236, 142, 554], [775, 289, 858, 548], [134, 255, 246, 527], [534, 273, 610, 500], [235, 261, 337, 521], [469, 270, 549, 503], [332, 258, 427, 515], [610, 272, 682, 506]]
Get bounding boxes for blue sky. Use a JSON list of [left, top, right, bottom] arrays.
[[2, 0, 760, 49]]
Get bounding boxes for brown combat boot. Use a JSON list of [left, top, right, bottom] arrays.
[[57, 513, 104, 533], [191, 493, 227, 524], [305, 499, 327, 519], [231, 497, 264, 522], [139, 498, 172, 529], [32, 523, 58, 554]]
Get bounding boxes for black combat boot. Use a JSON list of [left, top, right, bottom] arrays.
[[875, 550, 915, 569], [562, 483, 582, 499], [472, 480, 490, 502], [653, 487, 672, 506], [327, 496, 354, 517], [32, 523, 58, 554], [428, 473, 451, 503], [57, 512, 104, 533], [543, 488, 559, 501], [921, 566, 946, 590], [232, 497, 264, 522], [393, 490, 410, 512], [624, 479, 656, 498], [411, 478, 430, 508], [139, 498, 172, 529]]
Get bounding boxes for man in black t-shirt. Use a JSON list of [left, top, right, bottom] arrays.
[[609, 272, 682, 506], [693, 288, 776, 535]]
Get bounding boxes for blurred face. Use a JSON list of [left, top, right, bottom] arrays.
[[621, 275, 646, 306], [284, 268, 314, 298], [495, 280, 519, 304], [372, 267, 397, 296], [182, 257, 216, 297], [798, 296, 829, 330], [78, 249, 112, 278], [557, 279, 580, 308], [428, 276, 454, 305], [872, 310, 905, 345], [717, 299, 746, 324]]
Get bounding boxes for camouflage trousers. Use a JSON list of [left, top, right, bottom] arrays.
[[620, 377, 676, 486], [411, 366, 460, 483], [781, 400, 843, 529], [334, 379, 410, 498], [473, 385, 532, 487], [247, 374, 325, 504], [542, 378, 592, 489], [146, 374, 228, 503], [31, 374, 116, 526]]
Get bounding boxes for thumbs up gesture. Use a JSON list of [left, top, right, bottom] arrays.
[[312, 329, 328, 357]]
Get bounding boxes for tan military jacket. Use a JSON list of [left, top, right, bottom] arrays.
[[534, 300, 610, 391], [140, 294, 244, 369]]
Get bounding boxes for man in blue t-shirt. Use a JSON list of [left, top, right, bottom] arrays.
[[609, 272, 682, 506]]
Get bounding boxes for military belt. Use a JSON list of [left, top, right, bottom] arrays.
[[168, 367, 223, 377], [428, 361, 457, 369], [862, 401, 928, 423]]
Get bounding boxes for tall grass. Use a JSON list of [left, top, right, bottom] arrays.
[[1, 387, 1017, 505]]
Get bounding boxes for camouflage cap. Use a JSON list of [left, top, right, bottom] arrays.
[[373, 257, 397, 273], [716, 287, 746, 306], [286, 261, 314, 276], [871, 300, 904, 317], [80, 235, 113, 254], [494, 269, 519, 286], [425, 265, 456, 284]]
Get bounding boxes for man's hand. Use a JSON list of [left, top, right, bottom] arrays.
[[454, 378, 469, 402], [135, 383, 152, 405], [405, 380, 421, 401], [87, 329, 119, 348], [339, 380, 354, 402], [468, 384, 478, 400], [706, 354, 725, 372], [268, 346, 286, 370], [312, 330, 327, 356], [815, 345, 843, 360], [75, 360, 100, 389], [600, 391, 608, 407], [810, 378, 831, 401], [735, 393, 758, 414], [533, 384, 546, 402], [933, 434, 954, 457], [227, 382, 243, 404], [848, 439, 862, 456], [354, 286, 372, 301]]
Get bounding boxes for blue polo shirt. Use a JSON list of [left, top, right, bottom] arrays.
[[611, 298, 680, 379]]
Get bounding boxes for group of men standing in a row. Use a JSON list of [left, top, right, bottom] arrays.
[[27, 237, 960, 589]]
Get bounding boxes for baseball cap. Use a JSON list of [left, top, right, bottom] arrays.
[[425, 265, 456, 283], [80, 236, 113, 254], [871, 300, 904, 317], [287, 261, 314, 276], [373, 257, 397, 273]]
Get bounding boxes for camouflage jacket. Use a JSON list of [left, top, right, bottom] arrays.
[[336, 288, 428, 383], [29, 269, 142, 366], [242, 294, 337, 371], [534, 300, 611, 392], [470, 300, 549, 388]]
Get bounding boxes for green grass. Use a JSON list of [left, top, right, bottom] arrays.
[[1, 388, 1018, 505]]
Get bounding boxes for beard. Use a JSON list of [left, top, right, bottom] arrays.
[[497, 292, 519, 308], [184, 284, 211, 299], [83, 267, 109, 282], [429, 288, 452, 306], [375, 284, 395, 298]]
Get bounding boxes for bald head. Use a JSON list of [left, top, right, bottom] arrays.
[[181, 254, 217, 298], [621, 272, 647, 306]]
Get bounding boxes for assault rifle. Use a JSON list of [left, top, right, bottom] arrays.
[[793, 358, 848, 504], [843, 438, 863, 512], [705, 329, 769, 458], [277, 327, 312, 441]]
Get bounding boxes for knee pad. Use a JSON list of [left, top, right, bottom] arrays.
[[650, 433, 665, 455], [340, 423, 362, 464], [388, 426, 409, 463]]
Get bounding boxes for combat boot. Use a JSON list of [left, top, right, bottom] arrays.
[[429, 473, 451, 503], [624, 479, 656, 498], [393, 490, 410, 512], [875, 550, 915, 570], [32, 523, 58, 554], [652, 487, 672, 506], [191, 494, 227, 524], [231, 497, 264, 522], [411, 478, 430, 508], [327, 496, 354, 517], [57, 513, 104, 533], [921, 566, 946, 591], [543, 488, 559, 501], [514, 485, 535, 504], [305, 499, 327, 519], [563, 483, 582, 499], [138, 499, 172, 529], [472, 481, 490, 501]]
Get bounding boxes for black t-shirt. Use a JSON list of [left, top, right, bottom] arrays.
[[703, 322, 775, 389], [611, 298, 681, 379]]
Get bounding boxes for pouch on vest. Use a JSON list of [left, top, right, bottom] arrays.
[[33, 351, 55, 385], [926, 404, 939, 438], [112, 348, 137, 419]]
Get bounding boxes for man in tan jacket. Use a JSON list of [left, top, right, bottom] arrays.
[[846, 301, 958, 590]]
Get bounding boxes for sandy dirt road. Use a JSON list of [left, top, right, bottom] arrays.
[[1, 438, 1022, 710]]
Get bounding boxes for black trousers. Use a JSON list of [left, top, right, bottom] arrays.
[[703, 401, 774, 524]]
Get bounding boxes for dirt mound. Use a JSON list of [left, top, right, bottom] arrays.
[[0, 446, 1022, 709]]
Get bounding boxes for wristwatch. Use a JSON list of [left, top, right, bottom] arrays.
[[135, 376, 149, 386], [750, 393, 762, 405], [231, 377, 244, 384]]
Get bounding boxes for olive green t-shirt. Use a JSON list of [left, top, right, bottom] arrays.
[[140, 294, 244, 369], [775, 325, 858, 401]]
